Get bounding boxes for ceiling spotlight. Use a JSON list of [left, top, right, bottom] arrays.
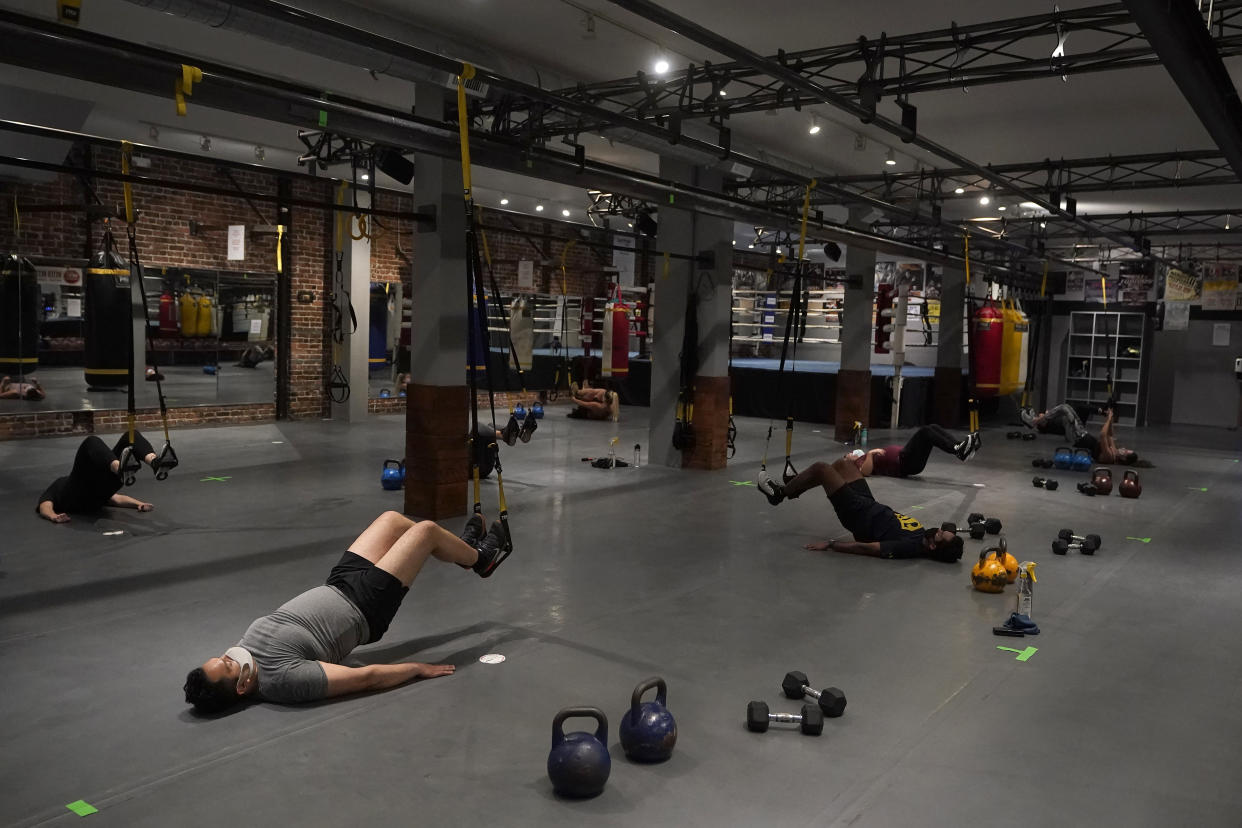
[[499, 197, 509, 206], [199, 135, 211, 152], [954, 187, 965, 195], [562, 208, 571, 217], [1040, 221, 1047, 228], [535, 204, 544, 212], [748, 243, 754, 249], [732, 239, 737, 245], [254, 145, 265, 161], [808, 116, 821, 135], [885, 148, 896, 166], [979, 194, 990, 206], [997, 205, 1006, 211], [654, 58, 670, 74], [718, 88, 727, 97], [360, 173, 370, 181]]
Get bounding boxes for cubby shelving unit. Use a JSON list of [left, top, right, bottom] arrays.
[[1064, 311, 1147, 426]]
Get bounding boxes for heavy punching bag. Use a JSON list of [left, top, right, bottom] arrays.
[[369, 285, 388, 375], [509, 296, 534, 370], [999, 299, 1029, 396], [158, 288, 178, 335], [970, 301, 1004, 398], [179, 291, 197, 337], [0, 254, 40, 376], [601, 293, 630, 379], [84, 233, 132, 389]]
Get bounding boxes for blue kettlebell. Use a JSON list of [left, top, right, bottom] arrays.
[[1072, 448, 1093, 471], [515, 403, 527, 420], [381, 459, 404, 490], [532, 402, 544, 419], [379, 388, 391, 398], [202, 364, 217, 375], [547, 707, 611, 799], [1052, 445, 1073, 470], [619, 676, 677, 763]]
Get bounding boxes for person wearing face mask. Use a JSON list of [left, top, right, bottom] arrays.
[[183, 510, 510, 713], [757, 455, 963, 563]]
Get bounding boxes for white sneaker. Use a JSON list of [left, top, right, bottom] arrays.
[[1018, 407, 1037, 429]]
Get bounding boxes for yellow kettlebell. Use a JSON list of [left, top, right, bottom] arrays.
[[995, 535, 1019, 583], [970, 547, 1009, 594]]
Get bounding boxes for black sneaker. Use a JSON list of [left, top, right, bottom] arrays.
[[500, 415, 520, 447], [757, 470, 785, 506], [518, 410, 538, 443], [459, 513, 485, 547], [473, 519, 510, 578], [963, 432, 982, 461]]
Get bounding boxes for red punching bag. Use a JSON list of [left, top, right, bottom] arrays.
[[601, 295, 630, 378], [971, 301, 1004, 397], [158, 290, 178, 334]]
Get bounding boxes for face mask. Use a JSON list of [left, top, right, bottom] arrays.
[[224, 646, 255, 692]]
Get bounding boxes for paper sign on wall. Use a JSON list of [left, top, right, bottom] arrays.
[[227, 225, 245, 261], [1213, 323, 1231, 346], [517, 259, 534, 289], [249, 318, 263, 335]]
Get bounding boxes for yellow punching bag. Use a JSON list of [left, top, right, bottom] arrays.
[[999, 299, 1029, 396], [196, 294, 214, 337], [179, 291, 197, 337]]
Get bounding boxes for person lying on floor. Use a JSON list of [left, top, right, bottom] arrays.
[[1020, 402, 1146, 465], [35, 431, 161, 523], [758, 455, 963, 562], [567, 380, 619, 421], [183, 510, 509, 713], [0, 375, 46, 401], [853, 425, 980, 478]]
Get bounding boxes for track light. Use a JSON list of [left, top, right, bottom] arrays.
[[885, 148, 896, 166], [360, 173, 369, 181], [499, 197, 509, 206], [562, 208, 571, 217], [997, 205, 1006, 211], [979, 194, 990, 206], [808, 116, 821, 135], [954, 187, 965, 195], [535, 204, 544, 212], [635, 210, 658, 237]]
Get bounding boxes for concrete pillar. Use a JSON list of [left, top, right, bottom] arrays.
[[835, 209, 877, 440], [934, 266, 965, 426], [331, 188, 371, 423], [405, 82, 469, 519], [648, 160, 733, 470]]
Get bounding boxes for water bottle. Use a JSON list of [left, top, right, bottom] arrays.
[[632, 443, 641, 469], [608, 437, 618, 470], [1015, 561, 1037, 618], [860, 428, 869, 448]]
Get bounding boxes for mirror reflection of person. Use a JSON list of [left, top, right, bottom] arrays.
[[36, 432, 160, 523], [0, 375, 45, 401]]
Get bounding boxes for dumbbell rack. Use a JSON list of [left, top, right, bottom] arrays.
[[1064, 311, 1148, 426]]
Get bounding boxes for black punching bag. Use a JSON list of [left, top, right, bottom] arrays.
[[0, 254, 40, 375], [84, 232, 131, 389]]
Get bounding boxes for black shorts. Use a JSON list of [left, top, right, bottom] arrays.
[[325, 551, 409, 644], [828, 477, 874, 511]]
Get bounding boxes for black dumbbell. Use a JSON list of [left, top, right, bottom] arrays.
[[1032, 458, 1053, 468], [967, 512, 984, 525], [746, 701, 823, 736], [1032, 476, 1059, 491], [1057, 529, 1102, 551], [781, 671, 847, 718], [1076, 481, 1098, 497], [1052, 539, 1097, 556], [969, 522, 986, 539]]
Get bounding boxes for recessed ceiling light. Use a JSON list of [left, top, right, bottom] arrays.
[[954, 187, 965, 195], [808, 116, 821, 135], [500, 197, 509, 205], [535, 204, 544, 212], [719, 88, 727, 97], [997, 205, 1006, 211], [654, 58, 670, 74], [979, 195, 990, 206], [885, 149, 896, 166], [562, 208, 571, 217], [360, 173, 369, 181]]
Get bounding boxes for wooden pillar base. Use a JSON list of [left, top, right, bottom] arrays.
[[834, 369, 872, 441], [682, 376, 731, 470], [404, 383, 469, 519], [934, 368, 965, 428]]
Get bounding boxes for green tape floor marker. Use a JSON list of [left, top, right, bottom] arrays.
[[66, 800, 98, 816], [729, 480, 754, 486], [1187, 487, 1208, 492], [1126, 536, 1152, 543], [996, 646, 1038, 662], [200, 476, 232, 482]]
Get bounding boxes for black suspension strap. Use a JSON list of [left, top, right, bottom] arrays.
[[459, 63, 513, 567], [327, 182, 356, 405], [478, 222, 528, 392], [549, 241, 578, 402], [964, 233, 980, 433], [120, 143, 177, 482]]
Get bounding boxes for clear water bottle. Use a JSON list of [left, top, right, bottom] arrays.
[[633, 443, 641, 469], [860, 428, 869, 448], [608, 437, 618, 470]]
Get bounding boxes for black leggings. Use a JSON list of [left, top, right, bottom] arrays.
[[898, 425, 962, 477], [65, 431, 155, 507]]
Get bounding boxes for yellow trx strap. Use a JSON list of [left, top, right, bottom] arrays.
[[796, 179, 817, 260], [275, 225, 285, 274], [456, 63, 476, 200], [963, 233, 972, 286], [559, 240, 577, 295], [120, 141, 135, 225], [174, 64, 202, 117], [1039, 259, 1049, 298]]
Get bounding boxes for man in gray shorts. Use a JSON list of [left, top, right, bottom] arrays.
[[183, 510, 508, 713]]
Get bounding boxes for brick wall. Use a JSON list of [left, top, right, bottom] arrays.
[[0, 403, 275, 440]]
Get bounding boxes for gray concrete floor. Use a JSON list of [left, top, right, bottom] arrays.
[[1, 412, 1241, 827]]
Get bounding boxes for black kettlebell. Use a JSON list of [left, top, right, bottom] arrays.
[[619, 676, 677, 763], [547, 707, 611, 798]]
